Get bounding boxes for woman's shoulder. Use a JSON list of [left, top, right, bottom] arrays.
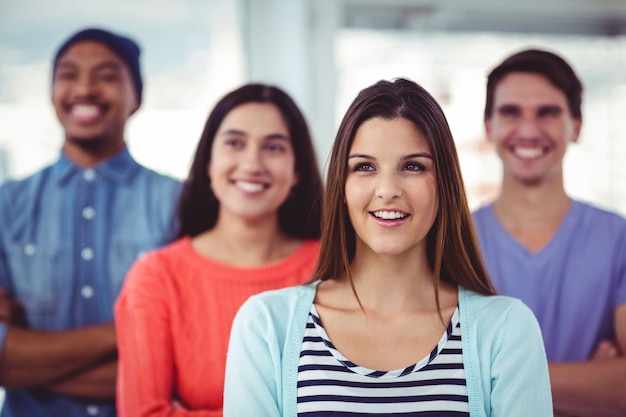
[[458, 287, 537, 324], [282, 238, 321, 264], [122, 237, 193, 287], [137, 236, 191, 260], [242, 283, 317, 312], [300, 238, 321, 252], [233, 283, 317, 328]]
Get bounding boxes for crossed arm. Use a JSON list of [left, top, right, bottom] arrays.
[[551, 303, 626, 417], [0, 290, 118, 400]]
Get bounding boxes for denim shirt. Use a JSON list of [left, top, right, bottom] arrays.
[[0, 148, 181, 417]]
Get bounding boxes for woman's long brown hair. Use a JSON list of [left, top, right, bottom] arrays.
[[311, 78, 495, 314]]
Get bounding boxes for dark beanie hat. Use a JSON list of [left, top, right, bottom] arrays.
[[53, 28, 143, 104]]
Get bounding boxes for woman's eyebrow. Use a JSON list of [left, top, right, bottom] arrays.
[[348, 153, 373, 160], [348, 152, 433, 160], [403, 152, 433, 160], [264, 133, 290, 141], [219, 129, 247, 136]]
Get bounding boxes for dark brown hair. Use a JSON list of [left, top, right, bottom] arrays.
[[312, 78, 495, 304], [176, 83, 322, 239], [484, 48, 583, 120]]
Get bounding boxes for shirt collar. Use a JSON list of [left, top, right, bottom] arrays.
[[52, 147, 140, 186]]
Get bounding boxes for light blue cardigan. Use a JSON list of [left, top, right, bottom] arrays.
[[224, 283, 553, 416]]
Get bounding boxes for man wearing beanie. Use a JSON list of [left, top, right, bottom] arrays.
[[0, 28, 181, 416]]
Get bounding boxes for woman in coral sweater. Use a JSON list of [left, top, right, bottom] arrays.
[[114, 83, 323, 416]]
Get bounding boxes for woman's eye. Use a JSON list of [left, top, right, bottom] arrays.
[[265, 143, 286, 153], [353, 163, 374, 172], [403, 162, 424, 171], [225, 138, 245, 149]]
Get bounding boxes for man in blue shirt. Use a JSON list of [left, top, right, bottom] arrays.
[[0, 28, 181, 416], [473, 49, 626, 417]]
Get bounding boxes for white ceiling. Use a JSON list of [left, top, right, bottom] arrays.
[[341, 0, 626, 36]]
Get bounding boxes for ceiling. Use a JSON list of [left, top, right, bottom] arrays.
[[342, 0, 626, 36]]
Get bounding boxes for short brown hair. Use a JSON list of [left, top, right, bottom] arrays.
[[484, 49, 583, 120]]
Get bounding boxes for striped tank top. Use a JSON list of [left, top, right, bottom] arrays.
[[297, 305, 469, 416]]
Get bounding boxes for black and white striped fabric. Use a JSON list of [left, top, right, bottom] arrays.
[[296, 305, 469, 416]]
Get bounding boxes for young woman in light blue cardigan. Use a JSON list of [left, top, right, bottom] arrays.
[[224, 78, 553, 416]]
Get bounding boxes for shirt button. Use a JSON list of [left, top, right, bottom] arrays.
[[82, 206, 96, 220], [86, 405, 99, 415], [81, 285, 95, 299], [81, 247, 94, 261], [23, 244, 36, 256], [83, 169, 96, 181]]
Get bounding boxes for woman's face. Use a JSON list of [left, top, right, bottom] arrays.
[[208, 102, 298, 223], [345, 116, 438, 259]]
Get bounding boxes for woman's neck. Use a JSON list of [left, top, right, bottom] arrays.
[[192, 211, 302, 267], [344, 249, 445, 314]]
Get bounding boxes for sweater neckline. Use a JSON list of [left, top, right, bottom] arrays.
[[179, 235, 319, 274], [308, 303, 460, 378]]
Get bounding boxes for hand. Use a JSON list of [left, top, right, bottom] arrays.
[[0, 289, 27, 327], [590, 340, 622, 360]]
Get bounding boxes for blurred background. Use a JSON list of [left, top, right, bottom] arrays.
[[2, 0, 626, 215]]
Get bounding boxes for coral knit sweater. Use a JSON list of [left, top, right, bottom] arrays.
[[114, 236, 320, 417]]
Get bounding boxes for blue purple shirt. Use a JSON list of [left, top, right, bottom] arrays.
[[473, 200, 626, 362], [0, 148, 181, 417]]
